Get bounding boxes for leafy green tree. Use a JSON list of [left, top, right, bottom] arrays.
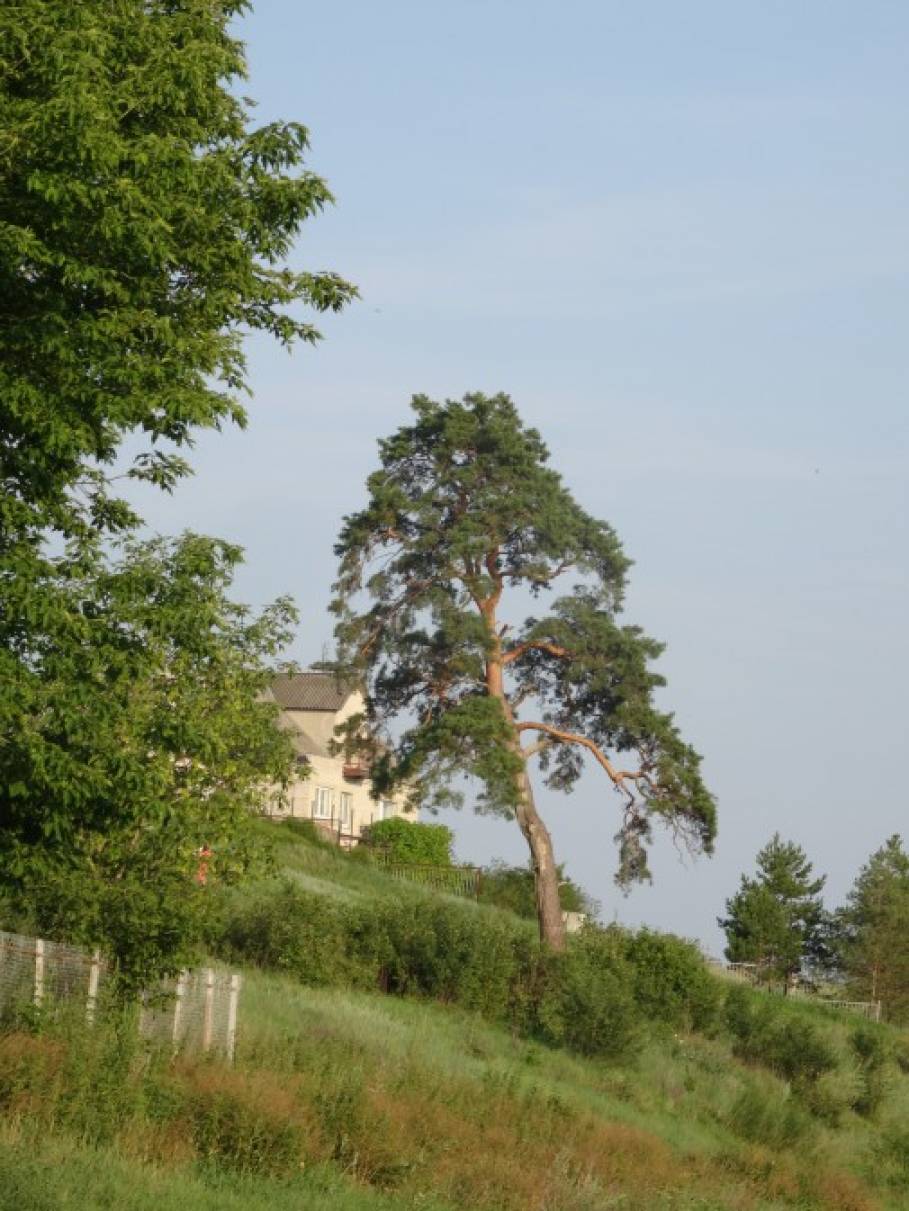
[[359, 817, 454, 866], [834, 836, 909, 1021], [0, 0, 355, 547], [332, 393, 715, 949], [0, 534, 297, 989], [720, 834, 828, 984], [0, 2, 353, 987]]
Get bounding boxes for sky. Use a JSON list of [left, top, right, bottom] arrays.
[[128, 0, 909, 953]]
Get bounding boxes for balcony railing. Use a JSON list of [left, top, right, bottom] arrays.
[[342, 761, 370, 781]]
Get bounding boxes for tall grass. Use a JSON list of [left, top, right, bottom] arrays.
[[1, 822, 907, 1210], [0, 971, 898, 1211]]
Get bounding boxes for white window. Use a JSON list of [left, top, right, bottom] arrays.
[[378, 799, 396, 822], [339, 792, 353, 831], [313, 786, 333, 820]]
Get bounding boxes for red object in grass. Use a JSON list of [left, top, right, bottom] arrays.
[[195, 845, 212, 886]]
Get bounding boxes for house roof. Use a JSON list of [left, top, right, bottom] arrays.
[[269, 670, 354, 712]]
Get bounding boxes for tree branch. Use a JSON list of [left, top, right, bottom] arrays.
[[521, 736, 553, 761], [502, 640, 571, 666], [515, 721, 646, 804]]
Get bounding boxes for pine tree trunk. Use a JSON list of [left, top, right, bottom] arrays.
[[484, 599, 566, 952], [515, 769, 566, 951]]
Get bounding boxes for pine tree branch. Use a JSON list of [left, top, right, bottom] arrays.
[[502, 640, 571, 665], [515, 721, 647, 803]]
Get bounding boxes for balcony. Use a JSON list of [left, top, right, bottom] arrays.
[[342, 760, 370, 781]]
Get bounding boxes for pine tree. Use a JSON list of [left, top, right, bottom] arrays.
[[332, 393, 715, 950], [835, 836, 909, 1021], [719, 834, 828, 984]]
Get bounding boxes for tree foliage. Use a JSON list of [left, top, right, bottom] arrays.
[[0, 0, 355, 546], [720, 834, 828, 982], [359, 817, 454, 867], [0, 534, 297, 988], [0, 2, 353, 986], [332, 392, 715, 947], [834, 835, 909, 1021]]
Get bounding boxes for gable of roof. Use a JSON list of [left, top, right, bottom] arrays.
[[270, 670, 354, 712]]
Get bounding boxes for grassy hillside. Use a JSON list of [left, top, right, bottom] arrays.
[[2, 822, 908, 1211]]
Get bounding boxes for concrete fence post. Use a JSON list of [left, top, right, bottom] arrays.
[[227, 973, 241, 1064], [86, 949, 101, 1025], [33, 938, 44, 1008], [172, 970, 188, 1048], [202, 968, 215, 1052]]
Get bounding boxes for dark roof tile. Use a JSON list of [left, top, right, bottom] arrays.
[[270, 670, 353, 712]]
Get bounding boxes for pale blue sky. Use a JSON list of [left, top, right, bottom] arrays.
[[130, 1, 909, 950]]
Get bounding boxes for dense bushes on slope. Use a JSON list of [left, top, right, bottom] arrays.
[[213, 880, 719, 1061]]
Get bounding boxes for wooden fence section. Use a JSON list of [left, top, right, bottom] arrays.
[[0, 930, 241, 1059]]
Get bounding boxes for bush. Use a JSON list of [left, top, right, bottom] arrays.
[[214, 885, 646, 1062], [359, 818, 453, 867], [723, 987, 837, 1093], [216, 882, 366, 989], [727, 1082, 812, 1149], [536, 929, 639, 1060], [622, 930, 720, 1032], [850, 1023, 890, 1119]]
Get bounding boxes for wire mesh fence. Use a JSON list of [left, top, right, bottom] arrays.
[[0, 929, 240, 1059], [139, 968, 241, 1058]]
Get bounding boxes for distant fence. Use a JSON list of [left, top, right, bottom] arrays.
[[706, 956, 882, 1021], [0, 930, 241, 1059], [380, 861, 481, 900]]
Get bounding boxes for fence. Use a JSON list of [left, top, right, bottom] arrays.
[[380, 861, 482, 900], [140, 967, 241, 1059], [0, 929, 241, 1059], [706, 956, 882, 1020]]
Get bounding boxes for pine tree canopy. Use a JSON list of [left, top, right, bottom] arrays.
[[834, 835, 909, 1020], [333, 393, 716, 909], [720, 833, 828, 979]]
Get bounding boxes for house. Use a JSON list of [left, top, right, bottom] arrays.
[[264, 670, 414, 842]]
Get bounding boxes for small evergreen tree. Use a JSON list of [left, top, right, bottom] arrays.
[[719, 834, 828, 984], [332, 393, 715, 950], [834, 835, 909, 1021]]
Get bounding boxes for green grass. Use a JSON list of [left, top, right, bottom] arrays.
[[0, 1130, 451, 1211], [3, 821, 909, 1211]]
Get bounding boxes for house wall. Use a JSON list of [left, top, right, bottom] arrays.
[[279, 753, 413, 838], [270, 694, 412, 839]]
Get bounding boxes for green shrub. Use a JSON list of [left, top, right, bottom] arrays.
[[723, 987, 837, 1093], [727, 1083, 812, 1149], [622, 929, 720, 1032], [216, 882, 366, 989], [850, 1022, 890, 1119], [535, 929, 639, 1060], [360, 818, 454, 866]]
